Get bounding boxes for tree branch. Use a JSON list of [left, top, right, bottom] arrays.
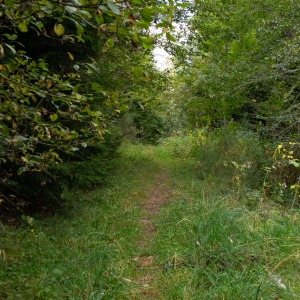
[[0, 72, 76, 102], [49, 0, 103, 9]]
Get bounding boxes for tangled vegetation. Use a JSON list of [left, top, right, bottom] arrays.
[[2, 1, 300, 298], [0, 0, 178, 211], [0, 0, 299, 217]]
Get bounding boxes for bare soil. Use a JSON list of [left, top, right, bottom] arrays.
[[133, 170, 171, 298]]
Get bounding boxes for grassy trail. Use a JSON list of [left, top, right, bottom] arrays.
[[1, 142, 300, 299]]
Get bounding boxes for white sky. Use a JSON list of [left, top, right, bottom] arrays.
[[152, 47, 172, 71], [151, 17, 191, 71]]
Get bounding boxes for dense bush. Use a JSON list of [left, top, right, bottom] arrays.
[[56, 129, 122, 190], [0, 133, 121, 215], [171, 0, 300, 140], [163, 126, 300, 208], [194, 129, 265, 183], [161, 129, 206, 157], [122, 106, 169, 144], [162, 127, 269, 211], [163, 127, 266, 186], [0, 0, 175, 213], [264, 141, 300, 207]]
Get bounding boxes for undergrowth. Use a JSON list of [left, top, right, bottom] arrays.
[[0, 143, 157, 299], [153, 128, 300, 299], [1, 131, 300, 299]]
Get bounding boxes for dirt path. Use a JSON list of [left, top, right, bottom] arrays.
[[132, 170, 171, 299]]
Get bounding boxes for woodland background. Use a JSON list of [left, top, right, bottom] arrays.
[[2, 1, 300, 298], [1, 0, 300, 217]]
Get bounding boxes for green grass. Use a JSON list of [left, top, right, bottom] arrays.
[[149, 132, 300, 299], [1, 135, 300, 299], [0, 143, 159, 299]]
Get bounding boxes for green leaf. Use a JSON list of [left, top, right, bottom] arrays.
[[73, 84, 81, 92], [1, 124, 9, 137], [289, 160, 300, 168], [67, 52, 74, 60], [54, 24, 65, 36], [65, 5, 77, 14], [91, 82, 103, 92], [38, 61, 48, 71], [17, 167, 26, 175], [160, 16, 170, 23], [18, 22, 28, 33], [50, 114, 58, 122], [15, 135, 28, 143], [166, 32, 176, 42], [85, 63, 99, 73], [94, 13, 104, 24], [99, 5, 109, 12], [4, 43, 16, 54], [3, 34, 18, 41], [136, 20, 151, 29], [107, 1, 121, 15], [105, 38, 115, 48], [140, 37, 152, 50], [76, 10, 92, 18], [140, 7, 152, 22], [36, 21, 44, 29]]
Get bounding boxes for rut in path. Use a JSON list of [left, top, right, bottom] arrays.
[[133, 169, 171, 298]]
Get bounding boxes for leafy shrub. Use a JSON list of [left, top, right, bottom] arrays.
[[0, 164, 64, 214], [55, 129, 121, 190], [265, 142, 300, 207], [193, 128, 266, 187], [160, 129, 207, 157], [134, 108, 169, 144], [0, 129, 121, 215], [120, 106, 169, 144], [0, 0, 174, 215]]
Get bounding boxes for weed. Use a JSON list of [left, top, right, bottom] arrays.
[[1, 139, 300, 299]]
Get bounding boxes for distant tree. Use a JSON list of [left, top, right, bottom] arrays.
[[171, 0, 300, 138]]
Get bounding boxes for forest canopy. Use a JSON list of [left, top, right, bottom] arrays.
[[170, 0, 300, 139]]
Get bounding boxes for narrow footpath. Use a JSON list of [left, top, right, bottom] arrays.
[[1, 143, 299, 299], [132, 170, 171, 298], [105, 143, 200, 299]]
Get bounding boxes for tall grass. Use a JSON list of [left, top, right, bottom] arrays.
[[152, 128, 300, 299], [1, 132, 300, 299], [0, 143, 161, 299]]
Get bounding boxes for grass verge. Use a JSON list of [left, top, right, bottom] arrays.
[[1, 135, 300, 299], [0, 143, 162, 299]]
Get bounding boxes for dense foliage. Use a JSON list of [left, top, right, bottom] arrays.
[[162, 0, 300, 206], [1, 0, 300, 211], [0, 0, 177, 211], [171, 0, 300, 139], [2, 2, 300, 298]]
